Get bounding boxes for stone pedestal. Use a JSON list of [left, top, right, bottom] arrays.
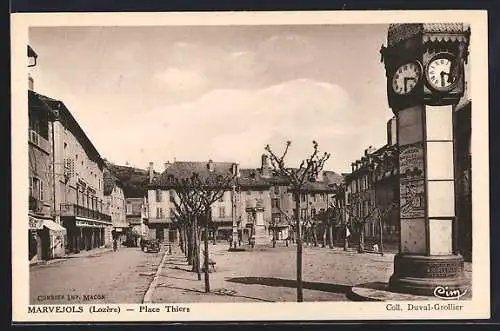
[[253, 208, 269, 246]]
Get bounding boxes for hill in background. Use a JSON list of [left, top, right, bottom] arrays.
[[104, 160, 155, 198]]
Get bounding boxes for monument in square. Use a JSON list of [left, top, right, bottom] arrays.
[[380, 23, 471, 295]]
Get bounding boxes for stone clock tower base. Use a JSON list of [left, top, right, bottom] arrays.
[[389, 254, 468, 296], [380, 23, 471, 297]]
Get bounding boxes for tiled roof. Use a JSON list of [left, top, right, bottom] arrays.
[[35, 92, 105, 168], [151, 161, 342, 193], [322, 171, 343, 185], [237, 168, 272, 188], [152, 161, 236, 187]]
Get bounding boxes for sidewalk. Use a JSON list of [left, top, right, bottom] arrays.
[[29, 246, 114, 268]]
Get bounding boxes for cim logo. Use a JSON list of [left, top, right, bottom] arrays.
[[433, 286, 468, 300]]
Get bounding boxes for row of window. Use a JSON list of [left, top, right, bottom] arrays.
[[155, 206, 228, 219], [349, 174, 372, 194], [155, 189, 329, 204], [292, 193, 330, 202], [63, 142, 102, 191]]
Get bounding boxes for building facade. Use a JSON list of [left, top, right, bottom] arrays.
[[146, 156, 343, 246], [103, 168, 127, 244], [27, 45, 64, 261], [126, 197, 149, 243], [28, 87, 66, 261], [344, 118, 400, 248], [33, 93, 113, 254]]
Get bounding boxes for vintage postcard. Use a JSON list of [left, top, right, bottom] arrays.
[[11, 10, 490, 322]]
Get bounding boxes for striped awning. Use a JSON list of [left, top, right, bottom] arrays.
[[43, 220, 67, 233]]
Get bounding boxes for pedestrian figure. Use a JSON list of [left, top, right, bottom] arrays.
[[113, 239, 118, 252]]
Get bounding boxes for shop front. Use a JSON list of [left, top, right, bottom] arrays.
[[63, 217, 112, 254], [29, 215, 66, 261]]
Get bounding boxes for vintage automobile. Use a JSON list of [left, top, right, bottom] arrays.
[[143, 239, 160, 253]]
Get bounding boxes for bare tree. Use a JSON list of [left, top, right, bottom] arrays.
[[172, 171, 235, 293], [265, 141, 330, 302]]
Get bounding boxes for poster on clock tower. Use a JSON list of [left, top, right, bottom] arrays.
[[399, 142, 425, 182]]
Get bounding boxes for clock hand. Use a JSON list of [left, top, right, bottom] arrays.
[[404, 77, 415, 93], [440, 71, 447, 87]]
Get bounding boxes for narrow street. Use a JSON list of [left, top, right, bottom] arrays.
[[30, 246, 165, 305]]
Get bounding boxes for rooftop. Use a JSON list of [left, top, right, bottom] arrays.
[[33, 91, 105, 169], [150, 160, 342, 192]]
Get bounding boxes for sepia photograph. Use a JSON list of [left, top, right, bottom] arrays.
[[12, 11, 489, 322]]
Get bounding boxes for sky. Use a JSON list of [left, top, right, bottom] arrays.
[[28, 24, 394, 174]]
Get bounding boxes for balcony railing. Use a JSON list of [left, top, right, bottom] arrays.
[[29, 130, 50, 154], [60, 203, 111, 222]]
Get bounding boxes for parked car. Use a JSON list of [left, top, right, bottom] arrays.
[[144, 239, 160, 253]]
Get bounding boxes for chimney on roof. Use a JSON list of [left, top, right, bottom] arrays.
[[207, 159, 214, 172], [232, 163, 240, 177], [261, 154, 271, 178], [149, 162, 154, 184]]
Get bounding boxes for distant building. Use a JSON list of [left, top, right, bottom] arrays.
[[146, 156, 343, 246], [126, 197, 149, 241], [345, 119, 400, 247], [345, 107, 472, 259], [103, 168, 127, 243]]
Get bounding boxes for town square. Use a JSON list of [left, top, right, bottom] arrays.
[[25, 21, 475, 306]]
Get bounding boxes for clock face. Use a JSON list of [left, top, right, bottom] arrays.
[[392, 62, 421, 95], [426, 55, 458, 91]]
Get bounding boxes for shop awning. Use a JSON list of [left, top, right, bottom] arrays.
[[29, 216, 44, 230], [43, 220, 67, 233]]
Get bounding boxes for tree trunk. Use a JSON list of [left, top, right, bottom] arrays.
[[183, 226, 188, 257], [204, 209, 210, 293], [272, 227, 276, 248], [195, 218, 201, 280], [344, 224, 349, 251], [178, 227, 184, 253], [294, 194, 303, 302], [359, 223, 365, 253], [328, 221, 333, 249], [379, 217, 384, 256], [187, 223, 193, 265]]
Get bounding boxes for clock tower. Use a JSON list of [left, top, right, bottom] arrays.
[[380, 23, 471, 296]]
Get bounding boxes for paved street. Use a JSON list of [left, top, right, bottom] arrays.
[[30, 246, 165, 305], [151, 243, 472, 303]]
